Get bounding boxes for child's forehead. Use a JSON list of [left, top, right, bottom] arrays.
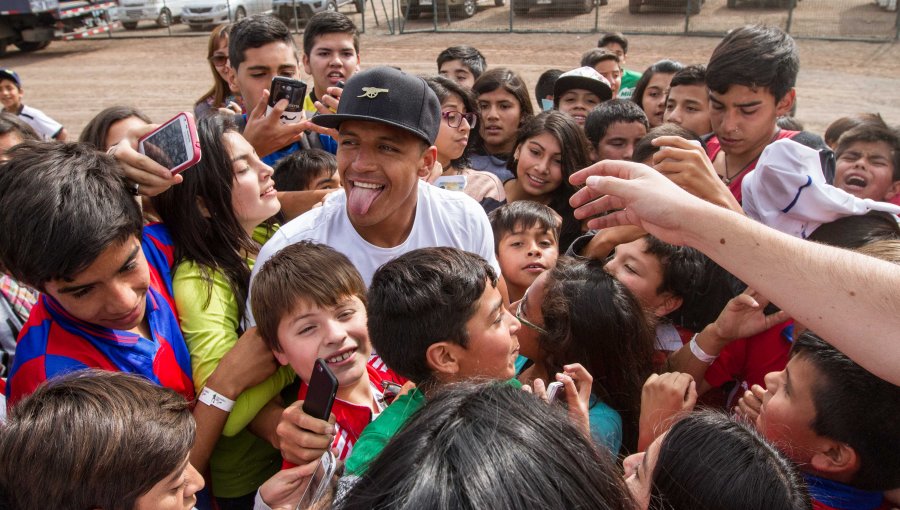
[[502, 221, 558, 239], [560, 88, 599, 98], [0, 78, 19, 88]]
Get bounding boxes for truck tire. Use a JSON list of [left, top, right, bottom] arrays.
[[580, 0, 593, 13], [0, 43, 7, 57], [156, 7, 172, 27], [513, 0, 528, 15], [726, 0, 736, 7], [326, 0, 337, 11], [494, 0, 505, 6], [628, 0, 640, 13], [14, 41, 50, 52], [460, 0, 477, 16], [233, 6, 247, 21], [404, 1, 422, 17], [123, 21, 139, 29]]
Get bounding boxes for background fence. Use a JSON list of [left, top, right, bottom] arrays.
[[104, 0, 899, 42]]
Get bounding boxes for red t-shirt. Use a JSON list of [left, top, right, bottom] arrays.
[[702, 320, 793, 409]]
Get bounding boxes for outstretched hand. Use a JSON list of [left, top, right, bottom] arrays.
[[569, 160, 710, 246]]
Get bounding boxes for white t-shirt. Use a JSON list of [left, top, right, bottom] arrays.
[[246, 180, 499, 326], [17, 104, 63, 140]]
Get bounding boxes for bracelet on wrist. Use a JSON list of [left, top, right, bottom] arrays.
[[198, 386, 236, 412], [689, 333, 718, 364]]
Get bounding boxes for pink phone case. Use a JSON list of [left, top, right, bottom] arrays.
[[138, 112, 202, 175]]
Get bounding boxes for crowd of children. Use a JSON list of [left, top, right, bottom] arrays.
[[0, 11, 898, 510]]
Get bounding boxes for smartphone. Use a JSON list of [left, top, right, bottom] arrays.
[[302, 358, 339, 421], [138, 112, 201, 175], [267, 76, 307, 125], [546, 381, 564, 405]]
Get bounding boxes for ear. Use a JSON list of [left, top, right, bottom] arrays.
[[810, 441, 860, 480], [416, 145, 438, 179], [302, 53, 312, 77], [272, 348, 290, 367], [775, 88, 796, 118], [425, 341, 463, 379], [226, 66, 240, 95], [652, 293, 683, 318], [883, 180, 900, 201], [589, 143, 599, 163]]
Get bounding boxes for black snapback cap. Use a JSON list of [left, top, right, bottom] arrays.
[[313, 66, 441, 145]]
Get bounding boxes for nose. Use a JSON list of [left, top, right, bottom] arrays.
[[259, 161, 274, 181], [184, 462, 205, 497], [622, 142, 635, 162], [622, 452, 644, 478], [484, 105, 499, 120], [506, 307, 522, 335], [324, 318, 349, 345], [667, 107, 682, 125], [762, 370, 779, 392], [106, 280, 140, 315], [526, 241, 541, 256]]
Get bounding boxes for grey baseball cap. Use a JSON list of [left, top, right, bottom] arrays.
[[313, 66, 441, 145]]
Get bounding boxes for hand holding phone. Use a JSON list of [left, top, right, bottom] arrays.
[[267, 76, 307, 125], [138, 112, 201, 175]]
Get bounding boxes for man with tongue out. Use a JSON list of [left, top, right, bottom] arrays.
[[247, 65, 499, 325]]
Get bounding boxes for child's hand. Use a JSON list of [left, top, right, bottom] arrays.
[[276, 401, 336, 466], [638, 372, 697, 451], [734, 384, 766, 423], [650, 135, 743, 214], [713, 288, 790, 343], [581, 225, 646, 260], [107, 123, 182, 197], [242, 89, 315, 158], [559, 363, 593, 440], [314, 84, 344, 115], [258, 462, 320, 509]]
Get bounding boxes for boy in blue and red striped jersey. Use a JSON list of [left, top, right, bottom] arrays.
[[0, 142, 194, 408], [251, 241, 406, 465]]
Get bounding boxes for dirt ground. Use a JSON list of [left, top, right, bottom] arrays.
[[1, 28, 898, 139]]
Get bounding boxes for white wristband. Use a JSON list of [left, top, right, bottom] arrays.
[[198, 387, 235, 412], [689, 334, 718, 364]]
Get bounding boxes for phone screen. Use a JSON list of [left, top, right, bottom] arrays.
[[140, 116, 191, 171], [302, 358, 338, 421]]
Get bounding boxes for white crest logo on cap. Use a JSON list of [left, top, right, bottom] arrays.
[[358, 87, 389, 99]]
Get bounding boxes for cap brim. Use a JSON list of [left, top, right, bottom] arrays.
[[554, 76, 613, 103], [0, 71, 19, 87], [313, 113, 432, 145]]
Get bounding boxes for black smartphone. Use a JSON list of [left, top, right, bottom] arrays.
[[302, 359, 339, 420], [267, 76, 307, 124]]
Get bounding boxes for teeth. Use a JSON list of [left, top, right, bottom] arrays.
[[353, 181, 384, 190], [528, 174, 547, 185], [327, 350, 354, 363], [847, 177, 867, 187]]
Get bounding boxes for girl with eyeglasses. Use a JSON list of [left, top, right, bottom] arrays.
[[513, 257, 655, 456], [423, 76, 506, 213], [194, 23, 243, 119]]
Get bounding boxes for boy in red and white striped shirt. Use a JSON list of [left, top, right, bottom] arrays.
[[251, 241, 406, 466]]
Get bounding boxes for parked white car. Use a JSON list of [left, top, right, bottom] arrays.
[[118, 0, 191, 28], [181, 0, 273, 30]]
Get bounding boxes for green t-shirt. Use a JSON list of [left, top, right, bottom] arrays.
[[173, 226, 296, 498], [344, 379, 523, 476], [618, 68, 642, 100]]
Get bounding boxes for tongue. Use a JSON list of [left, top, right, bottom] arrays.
[[347, 185, 382, 216]]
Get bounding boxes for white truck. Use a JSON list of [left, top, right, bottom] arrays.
[[0, 0, 118, 56]]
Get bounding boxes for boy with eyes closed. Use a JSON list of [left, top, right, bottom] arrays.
[[703, 25, 825, 204]]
